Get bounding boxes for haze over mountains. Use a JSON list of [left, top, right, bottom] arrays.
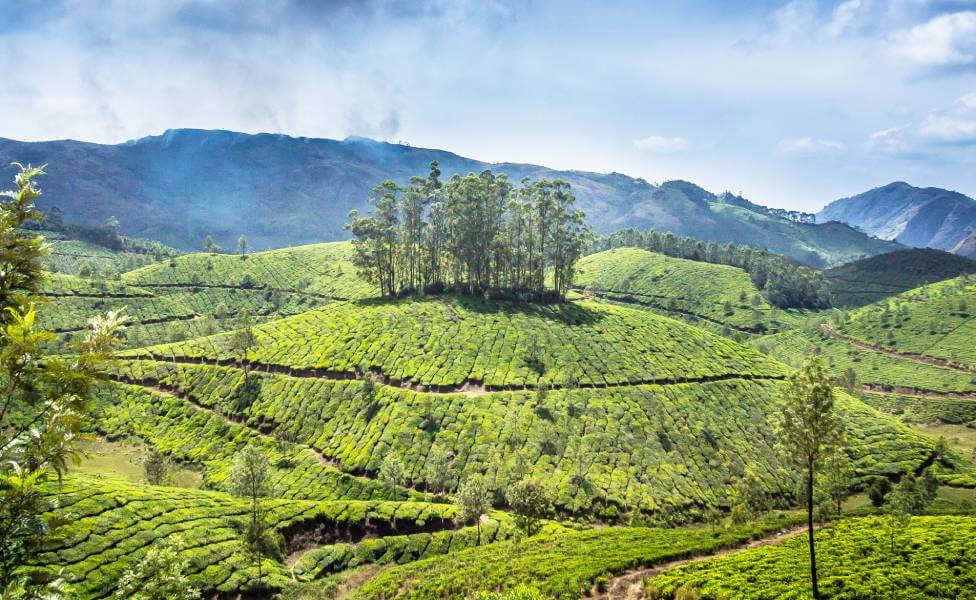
[[0, 128, 901, 266], [818, 182, 976, 258]]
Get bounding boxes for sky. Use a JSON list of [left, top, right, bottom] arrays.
[[1, 0, 975, 211]]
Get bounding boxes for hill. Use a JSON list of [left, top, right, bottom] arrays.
[[647, 516, 976, 599], [817, 181, 976, 252], [575, 247, 776, 333], [832, 275, 976, 371], [0, 130, 898, 265], [953, 230, 976, 259], [107, 296, 946, 519], [824, 248, 976, 307]]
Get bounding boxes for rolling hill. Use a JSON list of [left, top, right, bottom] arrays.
[[823, 248, 976, 307], [818, 182, 976, 253], [0, 130, 898, 265]]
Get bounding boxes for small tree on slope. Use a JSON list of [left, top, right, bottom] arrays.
[[776, 357, 844, 600]]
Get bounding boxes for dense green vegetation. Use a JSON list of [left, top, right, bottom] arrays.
[[823, 248, 976, 308], [749, 328, 976, 395], [27, 472, 465, 598], [646, 516, 976, 599], [592, 227, 831, 309], [575, 248, 776, 333], [347, 164, 589, 299], [122, 297, 786, 389], [108, 358, 949, 516], [833, 275, 976, 370], [351, 514, 805, 599], [123, 241, 375, 299]]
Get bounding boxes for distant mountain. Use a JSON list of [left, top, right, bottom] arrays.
[[817, 182, 976, 253], [0, 129, 897, 265], [952, 230, 976, 259]]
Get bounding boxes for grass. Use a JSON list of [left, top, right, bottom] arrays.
[[645, 516, 976, 599], [122, 241, 376, 299], [73, 437, 203, 489], [749, 328, 976, 394]]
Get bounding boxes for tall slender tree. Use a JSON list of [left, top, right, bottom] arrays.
[[776, 357, 844, 600]]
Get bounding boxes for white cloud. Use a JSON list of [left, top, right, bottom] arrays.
[[825, 0, 864, 38], [919, 115, 976, 142], [778, 137, 846, 156], [888, 11, 976, 68], [633, 135, 689, 154]]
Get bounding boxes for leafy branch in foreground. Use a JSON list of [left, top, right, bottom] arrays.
[[0, 163, 127, 594]]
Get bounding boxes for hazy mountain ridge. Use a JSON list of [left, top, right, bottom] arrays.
[[0, 129, 896, 265], [817, 182, 976, 253]]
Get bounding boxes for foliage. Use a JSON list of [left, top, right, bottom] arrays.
[[143, 448, 167, 486], [352, 514, 805, 599], [647, 516, 976, 599], [378, 452, 406, 500], [823, 248, 976, 308], [834, 274, 976, 370], [590, 227, 830, 309], [776, 356, 845, 599], [507, 478, 552, 538], [346, 163, 590, 300], [455, 475, 491, 544], [0, 164, 126, 593], [575, 248, 775, 333], [114, 536, 200, 600]]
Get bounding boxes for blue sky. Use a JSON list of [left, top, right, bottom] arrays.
[[1, 0, 975, 211]]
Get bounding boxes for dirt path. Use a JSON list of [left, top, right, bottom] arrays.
[[593, 525, 808, 600], [822, 323, 975, 374]]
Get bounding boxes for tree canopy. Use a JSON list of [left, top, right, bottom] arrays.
[[346, 162, 590, 301], [592, 228, 831, 309]]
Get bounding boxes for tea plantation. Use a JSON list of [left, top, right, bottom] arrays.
[[122, 241, 376, 300], [646, 516, 976, 599], [575, 247, 775, 333], [834, 274, 976, 371], [105, 352, 956, 515], [28, 472, 486, 599], [121, 296, 788, 389]]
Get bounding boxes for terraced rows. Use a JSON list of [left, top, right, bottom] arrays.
[[29, 473, 460, 599], [108, 359, 950, 516], [122, 297, 788, 390], [122, 241, 376, 300], [750, 329, 976, 395], [646, 516, 976, 599], [575, 248, 775, 332], [96, 382, 419, 502], [835, 275, 976, 371]]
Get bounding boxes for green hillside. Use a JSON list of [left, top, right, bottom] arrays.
[[824, 248, 976, 307], [27, 472, 509, 599], [122, 241, 376, 299], [121, 297, 786, 389], [575, 248, 775, 333], [647, 516, 976, 599], [708, 203, 900, 267], [833, 275, 976, 370]]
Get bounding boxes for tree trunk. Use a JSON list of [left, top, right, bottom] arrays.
[[807, 462, 820, 600]]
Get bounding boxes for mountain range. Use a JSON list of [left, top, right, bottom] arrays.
[[0, 128, 899, 266], [817, 182, 976, 258]]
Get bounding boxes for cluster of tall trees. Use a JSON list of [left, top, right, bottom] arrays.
[[591, 228, 831, 309], [346, 162, 591, 301]]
